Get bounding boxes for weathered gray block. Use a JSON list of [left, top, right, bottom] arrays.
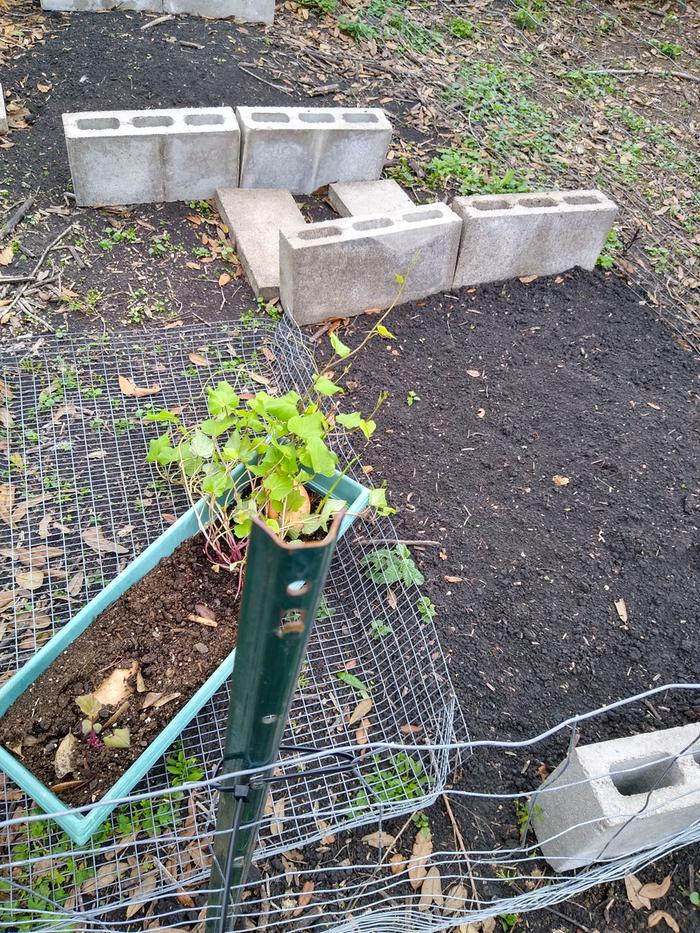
[[163, 0, 274, 20], [63, 108, 239, 207], [236, 107, 392, 195], [279, 202, 462, 325], [532, 723, 700, 872], [328, 179, 413, 218], [451, 189, 618, 288], [216, 188, 305, 299], [0, 84, 7, 136]]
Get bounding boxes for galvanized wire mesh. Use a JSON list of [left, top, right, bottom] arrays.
[[0, 318, 698, 933]]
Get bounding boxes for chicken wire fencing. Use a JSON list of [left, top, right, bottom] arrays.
[[0, 317, 698, 933]]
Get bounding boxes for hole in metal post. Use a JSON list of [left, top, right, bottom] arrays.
[[277, 609, 306, 636], [610, 754, 681, 796]]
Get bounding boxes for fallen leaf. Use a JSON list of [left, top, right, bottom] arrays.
[[400, 723, 423, 735], [389, 853, 405, 873], [0, 408, 13, 429], [444, 575, 463, 584], [218, 272, 231, 287], [82, 526, 129, 555], [648, 911, 680, 932], [625, 873, 652, 910], [55, 733, 80, 779], [136, 670, 147, 693], [37, 81, 53, 93], [348, 698, 373, 725], [15, 569, 44, 590], [248, 372, 270, 385], [0, 591, 18, 612], [37, 513, 52, 538], [444, 882, 468, 914], [270, 796, 286, 836], [614, 598, 628, 623], [67, 571, 84, 597], [88, 449, 106, 460], [93, 662, 138, 706], [552, 474, 570, 486], [125, 872, 157, 919], [408, 829, 432, 890], [0, 380, 13, 403], [188, 352, 210, 367], [118, 375, 161, 398], [362, 831, 395, 849], [419, 866, 443, 911], [0, 245, 13, 267], [50, 779, 87, 794], [142, 691, 181, 710], [0, 484, 15, 526], [639, 875, 672, 900], [466, 369, 480, 378], [292, 880, 314, 916], [519, 274, 538, 283]]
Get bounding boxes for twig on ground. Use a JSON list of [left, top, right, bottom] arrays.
[[308, 83, 340, 96], [238, 64, 294, 95], [586, 67, 700, 85], [4, 224, 75, 319], [442, 793, 481, 908], [0, 196, 34, 241], [140, 13, 174, 29]]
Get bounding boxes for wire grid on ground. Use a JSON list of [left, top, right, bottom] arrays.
[[0, 317, 460, 930]]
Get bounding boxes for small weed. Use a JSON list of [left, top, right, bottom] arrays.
[[188, 199, 212, 217], [412, 811, 429, 832], [336, 670, 373, 699], [448, 17, 475, 39], [369, 617, 392, 639], [355, 752, 428, 811], [98, 226, 138, 250], [299, 0, 338, 13], [596, 228, 623, 270], [192, 245, 210, 259], [317, 594, 336, 621], [148, 232, 178, 258], [689, 890, 700, 906], [385, 157, 416, 188], [66, 288, 102, 315], [361, 544, 425, 587], [563, 68, 620, 99], [512, 0, 546, 30], [416, 595, 436, 623], [650, 39, 682, 60], [499, 915, 520, 932], [338, 15, 379, 41], [166, 743, 205, 785], [596, 14, 616, 33], [406, 389, 420, 406]]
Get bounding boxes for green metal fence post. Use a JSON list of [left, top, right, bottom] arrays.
[[206, 511, 344, 932]]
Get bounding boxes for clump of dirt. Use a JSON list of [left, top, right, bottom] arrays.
[[0, 534, 239, 807]]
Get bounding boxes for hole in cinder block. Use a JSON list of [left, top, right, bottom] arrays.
[[299, 112, 335, 124], [404, 210, 443, 223], [472, 199, 510, 212], [610, 753, 681, 796], [252, 111, 290, 123], [353, 217, 393, 231], [298, 226, 341, 241], [522, 196, 558, 208], [342, 112, 379, 124], [76, 117, 120, 131], [185, 113, 225, 126], [563, 193, 601, 206], [132, 115, 174, 128]]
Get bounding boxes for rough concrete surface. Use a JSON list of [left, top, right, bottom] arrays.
[[0, 84, 7, 136], [532, 723, 700, 872], [216, 187, 305, 298], [328, 179, 414, 217], [279, 202, 462, 324], [236, 106, 392, 194], [42, 0, 274, 18], [452, 189, 618, 287], [63, 107, 239, 206]]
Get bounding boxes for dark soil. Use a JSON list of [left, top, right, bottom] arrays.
[[0, 533, 239, 807]]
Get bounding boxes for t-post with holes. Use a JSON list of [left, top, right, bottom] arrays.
[[206, 511, 347, 933]]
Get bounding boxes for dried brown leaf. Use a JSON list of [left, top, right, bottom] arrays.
[[152, 691, 181, 709], [118, 375, 161, 398], [389, 852, 406, 874], [0, 380, 13, 403], [639, 874, 672, 901], [67, 571, 84, 597], [292, 880, 314, 916], [418, 866, 442, 911], [54, 733, 79, 779], [0, 483, 15, 527], [614, 598, 628, 623], [408, 829, 432, 890], [648, 911, 680, 932], [552, 474, 570, 487], [37, 513, 52, 538], [625, 873, 652, 910], [218, 273, 231, 287], [444, 882, 468, 914], [362, 831, 395, 849], [82, 526, 129, 555], [15, 569, 44, 591], [188, 352, 210, 367], [93, 662, 138, 706], [348, 697, 372, 725]]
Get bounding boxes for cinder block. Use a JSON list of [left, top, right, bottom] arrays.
[[328, 179, 413, 218], [163, 0, 274, 21], [236, 107, 392, 195], [216, 188, 305, 299], [0, 85, 7, 136], [451, 189, 618, 288], [63, 108, 239, 207], [41, 0, 158, 10], [279, 202, 462, 325], [532, 723, 700, 872]]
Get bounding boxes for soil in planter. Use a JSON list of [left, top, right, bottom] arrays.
[[0, 533, 239, 808]]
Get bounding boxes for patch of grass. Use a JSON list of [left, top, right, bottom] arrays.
[[386, 12, 443, 52]]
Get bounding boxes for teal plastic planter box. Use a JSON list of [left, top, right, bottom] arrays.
[[0, 468, 368, 844]]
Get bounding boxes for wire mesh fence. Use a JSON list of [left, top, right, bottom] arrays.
[[0, 318, 698, 932]]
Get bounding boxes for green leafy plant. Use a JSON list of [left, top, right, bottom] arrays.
[[166, 743, 205, 785], [75, 694, 131, 749], [338, 15, 379, 41], [369, 617, 392, 639], [355, 752, 428, 811], [649, 39, 682, 60], [412, 810, 429, 832], [448, 16, 475, 39], [596, 228, 623, 269], [406, 389, 420, 406], [512, 0, 546, 30], [499, 914, 520, 932], [99, 226, 138, 250], [689, 890, 700, 906], [148, 232, 179, 258], [416, 595, 436, 623], [299, 0, 338, 13], [361, 544, 425, 587], [336, 670, 372, 699]]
